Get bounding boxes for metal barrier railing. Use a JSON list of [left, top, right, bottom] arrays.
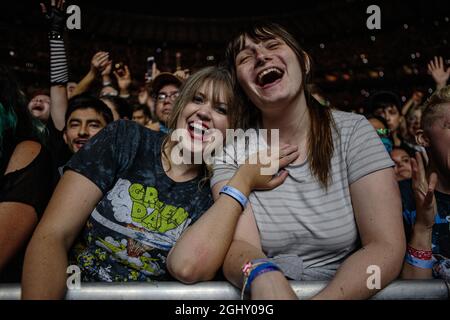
[[0, 280, 448, 300]]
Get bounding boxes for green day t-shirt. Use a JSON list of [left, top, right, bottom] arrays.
[[65, 120, 213, 282]]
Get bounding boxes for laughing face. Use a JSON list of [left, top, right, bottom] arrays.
[[63, 108, 108, 153], [28, 94, 50, 122], [235, 35, 304, 112], [175, 81, 230, 156]]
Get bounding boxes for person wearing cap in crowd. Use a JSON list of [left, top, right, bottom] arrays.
[[150, 72, 183, 133]]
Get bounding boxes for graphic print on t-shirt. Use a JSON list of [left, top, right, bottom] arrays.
[[75, 178, 192, 281], [66, 121, 213, 281]]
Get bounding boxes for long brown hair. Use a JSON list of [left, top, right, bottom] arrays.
[[225, 22, 336, 188], [161, 66, 243, 182]]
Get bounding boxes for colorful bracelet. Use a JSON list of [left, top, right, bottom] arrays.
[[219, 185, 248, 210], [245, 263, 280, 291], [405, 253, 435, 269], [241, 259, 281, 299], [242, 258, 272, 278], [407, 244, 433, 260]]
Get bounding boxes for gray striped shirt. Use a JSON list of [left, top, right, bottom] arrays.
[[211, 110, 394, 279]]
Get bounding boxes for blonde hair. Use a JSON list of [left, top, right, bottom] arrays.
[[421, 85, 450, 132]]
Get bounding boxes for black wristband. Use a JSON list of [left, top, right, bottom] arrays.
[[48, 31, 63, 40]]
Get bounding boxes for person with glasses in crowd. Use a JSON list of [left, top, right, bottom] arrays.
[[150, 73, 183, 133]]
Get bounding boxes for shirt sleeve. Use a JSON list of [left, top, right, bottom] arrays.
[[64, 120, 142, 194], [345, 116, 395, 184], [210, 142, 240, 188], [210, 129, 287, 187]]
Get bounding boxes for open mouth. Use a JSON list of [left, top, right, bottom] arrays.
[[74, 138, 88, 149], [31, 105, 44, 112], [256, 67, 284, 87], [188, 121, 210, 141]]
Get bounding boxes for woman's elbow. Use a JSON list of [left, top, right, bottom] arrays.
[[167, 254, 216, 284]]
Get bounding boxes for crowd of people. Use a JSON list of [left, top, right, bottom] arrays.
[[1, 1, 449, 300]]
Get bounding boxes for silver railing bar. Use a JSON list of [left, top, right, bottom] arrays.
[[0, 280, 448, 300]]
